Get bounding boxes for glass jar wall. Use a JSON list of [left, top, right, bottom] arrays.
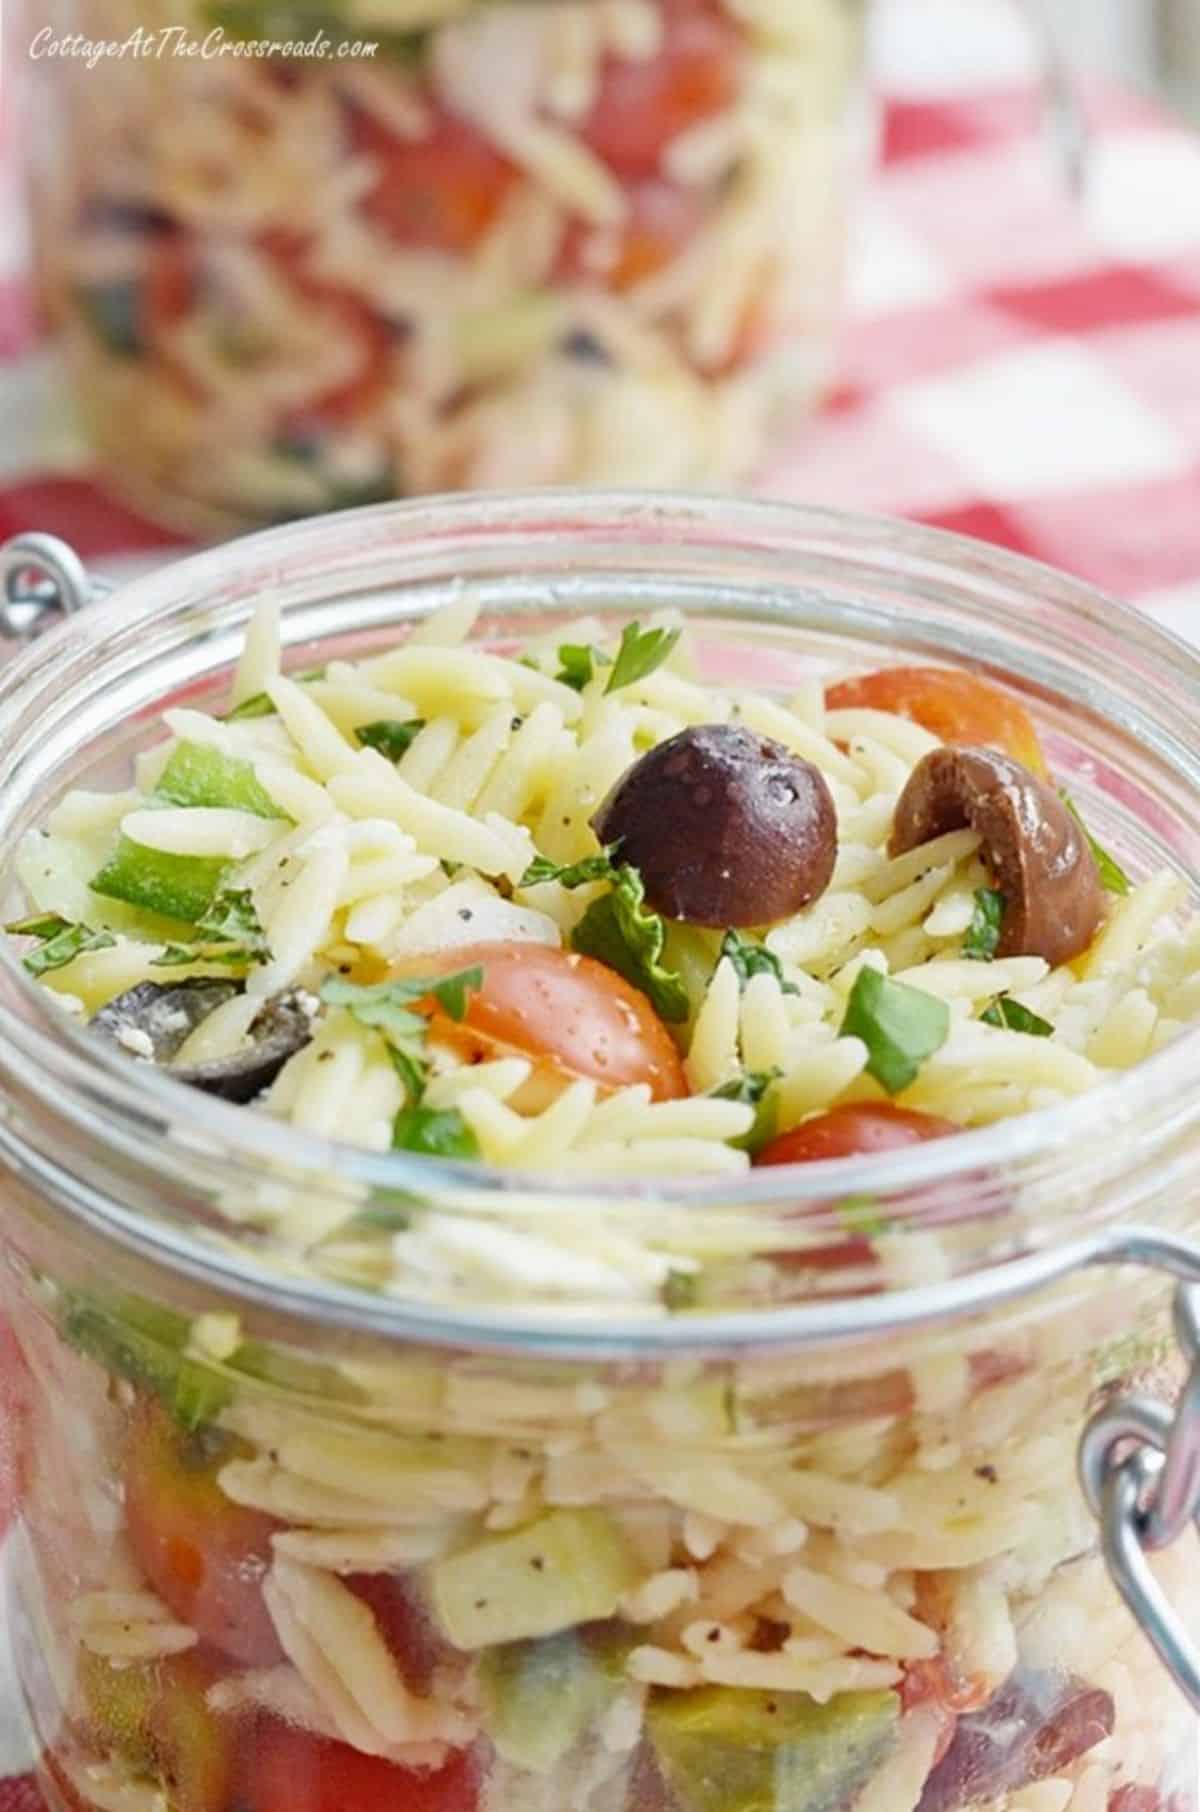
[[23, 1, 867, 529], [2, 495, 1200, 1812]]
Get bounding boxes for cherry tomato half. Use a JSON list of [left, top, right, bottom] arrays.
[[351, 108, 517, 253], [558, 179, 709, 290], [240, 1723, 479, 1812], [398, 941, 688, 1102], [124, 1399, 282, 1668], [825, 666, 1045, 773], [581, 0, 743, 177], [756, 1103, 960, 1167]]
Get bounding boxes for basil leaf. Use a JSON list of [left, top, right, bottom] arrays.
[[321, 967, 481, 1033], [521, 850, 618, 889], [1060, 790, 1131, 896], [963, 888, 1006, 962], [427, 966, 484, 1022], [709, 1067, 782, 1155], [10, 917, 118, 978], [392, 1105, 479, 1159], [386, 1040, 430, 1107], [571, 865, 689, 1023], [151, 889, 270, 969], [719, 930, 800, 997], [981, 996, 1054, 1037], [605, 621, 681, 694], [839, 967, 950, 1095], [6, 913, 70, 940], [356, 719, 426, 762]]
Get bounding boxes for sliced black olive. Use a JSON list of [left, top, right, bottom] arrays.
[[91, 979, 313, 1103], [890, 746, 1105, 966], [591, 723, 838, 927]]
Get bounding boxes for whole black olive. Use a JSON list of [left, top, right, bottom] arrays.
[[591, 723, 838, 927]]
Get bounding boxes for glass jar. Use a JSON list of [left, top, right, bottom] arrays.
[[19, 0, 867, 530], [2, 495, 1200, 1812]]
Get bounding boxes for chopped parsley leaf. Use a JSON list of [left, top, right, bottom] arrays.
[[605, 621, 681, 695], [963, 888, 1006, 962]]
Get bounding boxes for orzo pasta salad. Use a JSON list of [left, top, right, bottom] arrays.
[[31, 0, 866, 527], [7, 595, 1199, 1812]]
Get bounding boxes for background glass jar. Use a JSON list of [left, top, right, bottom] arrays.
[[2, 496, 1200, 1812], [20, 0, 868, 529]]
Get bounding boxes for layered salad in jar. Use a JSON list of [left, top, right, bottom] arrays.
[[32, 0, 865, 525], [5, 597, 1200, 1812]]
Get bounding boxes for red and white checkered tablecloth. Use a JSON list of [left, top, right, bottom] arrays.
[[3, 1, 1200, 1803]]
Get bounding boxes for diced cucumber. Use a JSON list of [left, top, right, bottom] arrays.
[[155, 740, 285, 820], [479, 1627, 629, 1773], [75, 279, 143, 358], [428, 1510, 640, 1650], [78, 1652, 158, 1769], [90, 836, 229, 924], [647, 1686, 901, 1812]]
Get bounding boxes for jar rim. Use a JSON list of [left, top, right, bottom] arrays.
[[2, 489, 1200, 1351]]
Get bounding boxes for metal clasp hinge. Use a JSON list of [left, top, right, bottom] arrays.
[[0, 533, 111, 642], [1080, 1281, 1200, 1708]]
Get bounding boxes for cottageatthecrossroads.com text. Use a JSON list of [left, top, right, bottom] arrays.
[[28, 25, 382, 68]]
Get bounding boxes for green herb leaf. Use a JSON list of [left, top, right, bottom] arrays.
[[322, 967, 483, 1100], [6, 913, 71, 940], [151, 889, 270, 970], [59, 1289, 232, 1432], [719, 930, 801, 997], [981, 996, 1054, 1037], [392, 1104, 479, 1159], [8, 916, 118, 978], [520, 850, 618, 889], [223, 663, 327, 723], [223, 692, 276, 722], [663, 1269, 700, 1312], [427, 966, 484, 1022], [835, 1195, 891, 1239], [709, 1067, 782, 1155], [963, 888, 1006, 962], [1060, 790, 1131, 896], [555, 644, 602, 691], [839, 967, 950, 1095], [604, 622, 681, 695], [75, 278, 143, 358], [571, 865, 690, 1023], [386, 1041, 430, 1107], [356, 719, 427, 762]]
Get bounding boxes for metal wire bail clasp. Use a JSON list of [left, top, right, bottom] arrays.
[[0, 533, 111, 642], [1079, 1282, 1200, 1708]]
